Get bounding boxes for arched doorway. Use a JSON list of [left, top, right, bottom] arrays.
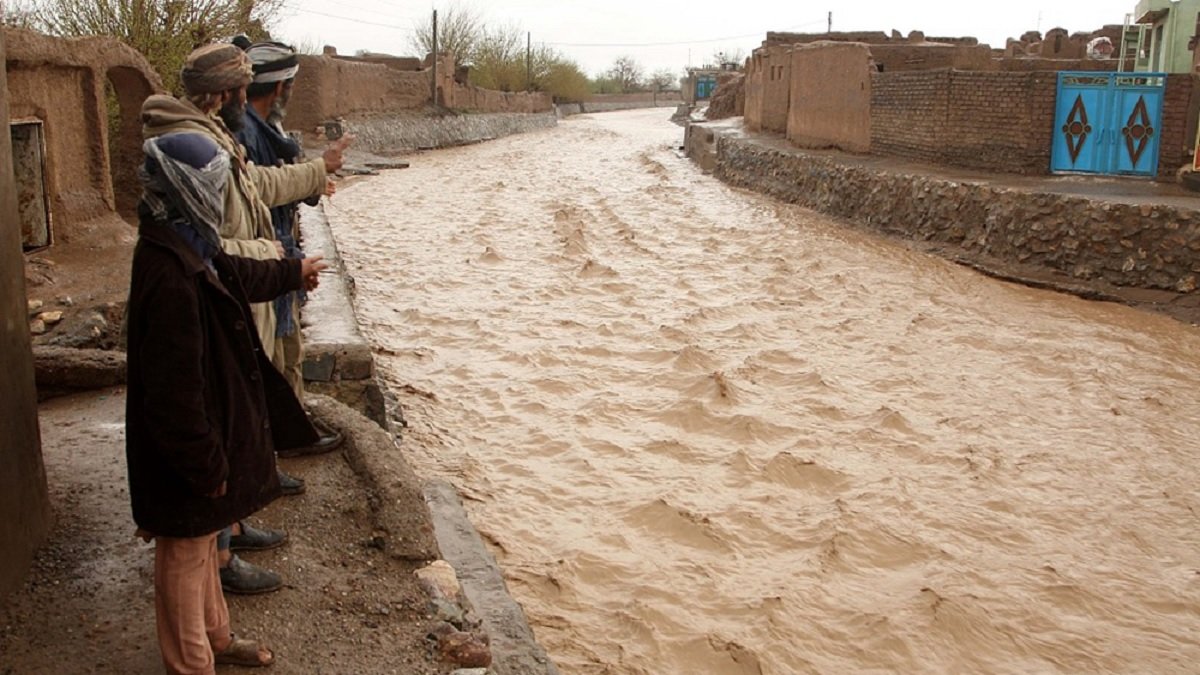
[[105, 66, 152, 222]]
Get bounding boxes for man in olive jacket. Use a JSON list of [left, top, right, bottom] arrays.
[[126, 132, 326, 673]]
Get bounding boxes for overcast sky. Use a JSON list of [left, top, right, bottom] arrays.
[[276, 0, 1141, 77]]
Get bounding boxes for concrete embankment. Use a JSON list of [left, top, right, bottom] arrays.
[[687, 119, 1200, 320]]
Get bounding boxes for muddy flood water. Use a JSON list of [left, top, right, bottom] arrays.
[[325, 109, 1200, 674]]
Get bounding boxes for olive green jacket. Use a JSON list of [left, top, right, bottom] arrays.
[[141, 95, 325, 358]]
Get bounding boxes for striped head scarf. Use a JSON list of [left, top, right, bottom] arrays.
[[245, 42, 300, 84], [181, 44, 254, 95]]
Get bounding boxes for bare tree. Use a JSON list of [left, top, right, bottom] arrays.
[[469, 22, 523, 91], [410, 2, 481, 66], [648, 68, 677, 92], [606, 55, 644, 93], [1, 0, 39, 26], [710, 47, 746, 69], [29, 0, 285, 91]]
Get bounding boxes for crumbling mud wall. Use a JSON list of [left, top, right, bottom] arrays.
[[0, 31, 50, 601], [706, 73, 745, 120], [745, 45, 791, 133], [787, 42, 871, 152], [288, 53, 552, 133], [868, 42, 994, 72], [3, 28, 162, 226]]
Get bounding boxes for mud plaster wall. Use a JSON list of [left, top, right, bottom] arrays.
[[787, 43, 871, 152], [6, 65, 107, 227], [3, 28, 160, 229], [871, 70, 1058, 174], [713, 134, 1200, 293], [0, 32, 50, 601], [289, 55, 553, 131], [747, 46, 791, 133], [289, 55, 430, 131]]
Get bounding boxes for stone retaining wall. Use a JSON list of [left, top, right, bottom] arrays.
[[343, 111, 557, 156], [713, 134, 1200, 292]]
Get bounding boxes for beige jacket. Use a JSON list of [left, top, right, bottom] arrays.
[[141, 95, 326, 359]]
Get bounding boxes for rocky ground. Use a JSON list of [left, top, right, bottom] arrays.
[[0, 389, 462, 675]]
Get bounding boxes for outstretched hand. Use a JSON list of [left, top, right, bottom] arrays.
[[322, 134, 356, 174], [301, 255, 329, 292]]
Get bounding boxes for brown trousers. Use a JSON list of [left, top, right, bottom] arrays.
[[154, 532, 232, 675]]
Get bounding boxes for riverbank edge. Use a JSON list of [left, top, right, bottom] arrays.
[[686, 119, 1200, 325], [300, 199, 561, 674]]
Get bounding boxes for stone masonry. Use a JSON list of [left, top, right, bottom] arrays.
[[712, 134, 1200, 293]]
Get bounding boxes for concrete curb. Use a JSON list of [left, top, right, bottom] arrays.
[[299, 203, 390, 427], [425, 480, 561, 675], [307, 156, 561, 672]]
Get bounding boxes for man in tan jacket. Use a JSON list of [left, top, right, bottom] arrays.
[[141, 43, 344, 363]]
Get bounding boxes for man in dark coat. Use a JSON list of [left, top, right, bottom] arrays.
[[125, 131, 326, 673]]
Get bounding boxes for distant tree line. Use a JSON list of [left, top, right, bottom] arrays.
[[412, 5, 684, 102]]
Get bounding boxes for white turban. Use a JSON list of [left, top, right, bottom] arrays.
[[246, 42, 300, 84]]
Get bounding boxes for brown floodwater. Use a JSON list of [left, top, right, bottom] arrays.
[[325, 109, 1200, 674]]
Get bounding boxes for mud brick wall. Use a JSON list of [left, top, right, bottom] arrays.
[[869, 70, 948, 164], [871, 70, 1057, 174], [1159, 74, 1195, 178]]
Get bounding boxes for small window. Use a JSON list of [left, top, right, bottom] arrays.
[[11, 120, 52, 252]]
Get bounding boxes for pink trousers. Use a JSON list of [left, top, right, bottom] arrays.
[[154, 532, 232, 675]]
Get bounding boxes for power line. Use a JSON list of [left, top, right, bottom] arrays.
[[285, 7, 408, 30], [543, 18, 828, 48]]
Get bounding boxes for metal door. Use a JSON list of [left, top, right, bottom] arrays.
[[1053, 74, 1109, 174], [1052, 72, 1165, 177], [1111, 74, 1164, 175]]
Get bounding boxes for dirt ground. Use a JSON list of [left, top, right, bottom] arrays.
[[0, 389, 453, 675]]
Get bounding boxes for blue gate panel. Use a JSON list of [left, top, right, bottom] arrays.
[[1051, 72, 1165, 177], [1111, 76, 1165, 175], [1052, 79, 1107, 173]]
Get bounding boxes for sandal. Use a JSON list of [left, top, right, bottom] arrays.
[[214, 634, 275, 668]]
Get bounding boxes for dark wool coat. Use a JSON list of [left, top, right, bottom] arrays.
[[125, 213, 318, 537]]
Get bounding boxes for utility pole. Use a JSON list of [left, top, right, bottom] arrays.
[[526, 32, 532, 92], [431, 9, 439, 105], [828, 11, 833, 34]]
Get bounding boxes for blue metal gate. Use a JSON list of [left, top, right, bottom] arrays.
[[1051, 72, 1165, 177]]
